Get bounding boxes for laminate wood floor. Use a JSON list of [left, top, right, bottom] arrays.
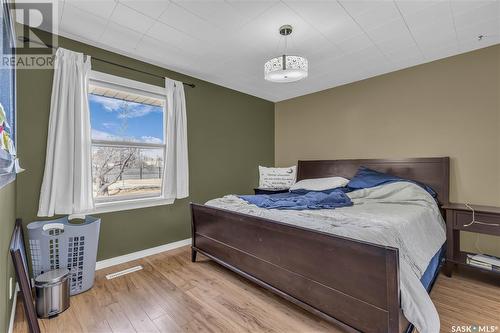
[[13, 246, 500, 333]]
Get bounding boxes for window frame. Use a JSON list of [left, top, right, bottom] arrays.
[[88, 70, 172, 214]]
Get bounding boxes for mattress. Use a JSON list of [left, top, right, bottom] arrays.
[[421, 245, 446, 290], [206, 181, 446, 333]]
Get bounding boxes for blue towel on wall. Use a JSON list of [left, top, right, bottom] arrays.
[[239, 189, 353, 210]]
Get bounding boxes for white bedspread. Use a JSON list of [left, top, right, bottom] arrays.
[[206, 182, 446, 333]]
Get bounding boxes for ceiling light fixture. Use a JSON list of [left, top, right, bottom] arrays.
[[264, 25, 308, 83]]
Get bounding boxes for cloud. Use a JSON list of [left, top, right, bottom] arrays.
[[140, 136, 163, 144], [89, 94, 162, 119], [102, 122, 118, 129], [117, 105, 161, 119], [92, 129, 163, 144], [91, 129, 123, 141], [89, 95, 122, 112]]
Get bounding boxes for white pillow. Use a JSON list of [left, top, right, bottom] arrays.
[[289, 176, 349, 192], [259, 166, 297, 189]]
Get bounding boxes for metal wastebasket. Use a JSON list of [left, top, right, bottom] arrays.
[[35, 268, 70, 318]]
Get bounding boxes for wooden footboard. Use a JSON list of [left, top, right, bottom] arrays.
[[191, 203, 400, 333]]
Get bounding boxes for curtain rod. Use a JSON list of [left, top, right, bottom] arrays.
[[19, 37, 196, 88]]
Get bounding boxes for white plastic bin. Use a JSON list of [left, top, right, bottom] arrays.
[[27, 216, 101, 295]]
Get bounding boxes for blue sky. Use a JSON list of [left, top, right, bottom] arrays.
[[89, 94, 164, 143]]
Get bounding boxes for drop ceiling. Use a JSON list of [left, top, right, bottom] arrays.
[[43, 1, 500, 101]]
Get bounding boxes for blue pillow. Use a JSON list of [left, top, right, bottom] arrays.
[[347, 166, 437, 197]]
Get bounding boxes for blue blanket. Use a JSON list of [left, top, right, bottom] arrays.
[[347, 166, 437, 197], [240, 167, 438, 211], [239, 189, 352, 210]]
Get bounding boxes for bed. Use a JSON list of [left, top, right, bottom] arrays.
[[190, 157, 450, 333]]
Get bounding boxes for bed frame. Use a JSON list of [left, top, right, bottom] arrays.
[[190, 157, 450, 333]]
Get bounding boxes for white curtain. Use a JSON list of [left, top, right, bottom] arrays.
[[163, 78, 189, 199], [38, 48, 94, 217]]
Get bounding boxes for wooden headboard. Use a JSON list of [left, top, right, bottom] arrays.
[[297, 157, 450, 205]]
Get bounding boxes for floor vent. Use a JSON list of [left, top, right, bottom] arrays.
[[105, 265, 143, 280]]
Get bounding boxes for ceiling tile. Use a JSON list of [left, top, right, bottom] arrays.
[[146, 21, 204, 55], [453, 1, 500, 30], [136, 35, 179, 59], [110, 3, 156, 33], [396, 0, 445, 16], [367, 17, 418, 55], [360, 60, 393, 78], [284, 1, 363, 43], [343, 1, 400, 31], [459, 34, 500, 53], [366, 17, 410, 44], [239, 2, 331, 54], [226, 0, 278, 22], [311, 72, 360, 91], [349, 44, 387, 63], [456, 18, 500, 46], [216, 41, 268, 67], [412, 25, 457, 49], [146, 21, 224, 65], [376, 35, 418, 55], [401, 1, 454, 28], [158, 3, 222, 43], [173, 0, 246, 30], [217, 57, 261, 80], [64, 0, 116, 20], [307, 60, 351, 79], [60, 3, 108, 41], [391, 54, 423, 70], [337, 33, 373, 53], [339, 0, 381, 17], [386, 43, 423, 63], [313, 54, 365, 78], [283, 0, 347, 32], [399, 1, 457, 49], [53, 0, 500, 102], [118, 0, 170, 19], [307, 43, 344, 64], [100, 22, 143, 52], [422, 42, 459, 61], [451, 0, 498, 16], [136, 35, 203, 73]]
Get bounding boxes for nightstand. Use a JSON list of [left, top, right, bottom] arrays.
[[442, 203, 500, 277], [254, 188, 289, 195]]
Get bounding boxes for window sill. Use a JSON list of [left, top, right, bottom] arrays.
[[92, 196, 175, 214]]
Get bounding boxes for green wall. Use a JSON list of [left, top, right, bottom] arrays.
[[0, 182, 16, 333], [16, 30, 275, 260]]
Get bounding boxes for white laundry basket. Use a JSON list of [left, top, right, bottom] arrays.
[[27, 216, 101, 295]]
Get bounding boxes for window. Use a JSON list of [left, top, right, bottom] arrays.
[[88, 71, 171, 213]]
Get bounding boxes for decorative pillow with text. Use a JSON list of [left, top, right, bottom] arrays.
[[258, 166, 297, 189]]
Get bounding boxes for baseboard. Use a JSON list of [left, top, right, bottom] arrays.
[[95, 238, 192, 270], [7, 283, 19, 333]]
